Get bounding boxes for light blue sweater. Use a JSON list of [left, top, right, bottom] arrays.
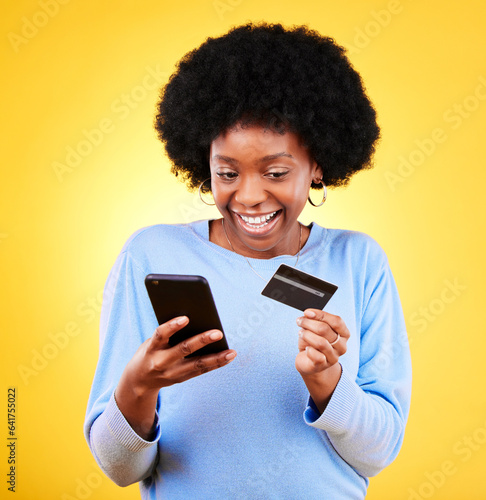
[[84, 220, 411, 499]]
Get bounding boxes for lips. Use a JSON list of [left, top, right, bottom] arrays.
[[233, 210, 282, 235]]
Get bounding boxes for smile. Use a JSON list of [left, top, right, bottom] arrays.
[[238, 211, 278, 227], [233, 210, 282, 234]]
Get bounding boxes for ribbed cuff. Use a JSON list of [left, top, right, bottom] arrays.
[[104, 392, 161, 452], [303, 368, 360, 434]]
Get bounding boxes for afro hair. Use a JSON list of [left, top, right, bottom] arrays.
[[155, 22, 380, 191]]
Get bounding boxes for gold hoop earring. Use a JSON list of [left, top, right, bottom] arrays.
[[308, 179, 327, 207], [198, 178, 215, 206]]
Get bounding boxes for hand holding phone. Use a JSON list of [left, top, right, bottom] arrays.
[[145, 274, 230, 357], [115, 312, 236, 440]]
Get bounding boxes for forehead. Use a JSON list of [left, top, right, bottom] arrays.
[[210, 123, 309, 159]]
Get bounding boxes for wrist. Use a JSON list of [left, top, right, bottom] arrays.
[[301, 361, 341, 383], [302, 363, 342, 414], [115, 372, 160, 441], [117, 366, 159, 402]]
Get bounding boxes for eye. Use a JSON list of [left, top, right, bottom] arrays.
[[266, 171, 289, 180], [216, 171, 238, 180]]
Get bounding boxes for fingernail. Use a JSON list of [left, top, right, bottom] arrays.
[[209, 330, 222, 340], [305, 310, 316, 318], [296, 317, 302, 326], [176, 316, 187, 325], [298, 329, 304, 338], [225, 352, 236, 361]]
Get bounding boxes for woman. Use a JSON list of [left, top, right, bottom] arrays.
[[84, 22, 411, 499]]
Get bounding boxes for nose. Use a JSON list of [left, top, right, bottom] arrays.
[[234, 175, 267, 207]]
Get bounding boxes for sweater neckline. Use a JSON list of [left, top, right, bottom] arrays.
[[189, 219, 328, 272]]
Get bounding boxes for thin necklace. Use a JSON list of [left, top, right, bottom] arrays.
[[221, 218, 303, 281]]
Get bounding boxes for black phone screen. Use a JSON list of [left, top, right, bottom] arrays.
[[145, 274, 229, 357]]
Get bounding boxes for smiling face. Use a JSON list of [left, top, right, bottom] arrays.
[[209, 123, 322, 258]]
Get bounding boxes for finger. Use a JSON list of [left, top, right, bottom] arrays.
[[297, 316, 336, 341], [299, 322, 346, 356], [186, 350, 237, 376], [298, 335, 310, 351], [160, 349, 237, 383], [150, 316, 190, 350], [303, 310, 350, 339], [165, 329, 226, 363], [305, 346, 328, 369], [298, 330, 345, 357], [299, 329, 339, 364]]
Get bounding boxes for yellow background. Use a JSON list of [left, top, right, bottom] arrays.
[[2, 0, 485, 498]]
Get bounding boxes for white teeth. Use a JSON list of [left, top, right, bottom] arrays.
[[240, 211, 277, 226]]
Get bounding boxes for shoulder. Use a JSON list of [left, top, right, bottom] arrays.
[[316, 223, 386, 256], [316, 224, 389, 270], [330, 227, 385, 253], [119, 220, 207, 256]]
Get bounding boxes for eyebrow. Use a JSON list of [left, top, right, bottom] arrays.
[[212, 152, 295, 164]]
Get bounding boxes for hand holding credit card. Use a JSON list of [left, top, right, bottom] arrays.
[[261, 264, 337, 311]]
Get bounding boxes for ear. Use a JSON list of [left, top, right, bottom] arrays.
[[311, 161, 323, 183]]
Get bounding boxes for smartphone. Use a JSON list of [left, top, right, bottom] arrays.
[[145, 274, 229, 357]]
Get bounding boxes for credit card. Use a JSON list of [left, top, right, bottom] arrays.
[[261, 264, 338, 311]]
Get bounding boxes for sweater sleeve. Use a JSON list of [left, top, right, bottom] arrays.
[[84, 238, 162, 486], [303, 256, 412, 478]]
